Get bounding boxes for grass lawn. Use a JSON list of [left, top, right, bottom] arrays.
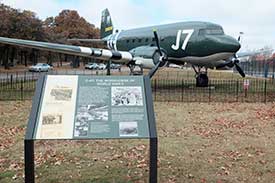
[[1, 101, 275, 182]]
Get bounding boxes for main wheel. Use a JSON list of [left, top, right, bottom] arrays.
[[196, 73, 209, 87]]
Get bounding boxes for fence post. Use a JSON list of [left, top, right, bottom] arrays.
[[264, 79, 267, 103], [236, 80, 239, 102], [181, 79, 183, 102], [24, 71, 26, 82], [208, 80, 211, 103], [16, 72, 18, 83], [21, 80, 24, 100], [10, 75, 13, 89], [154, 79, 157, 101]]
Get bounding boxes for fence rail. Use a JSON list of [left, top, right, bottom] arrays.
[[151, 78, 275, 103], [0, 71, 274, 102]]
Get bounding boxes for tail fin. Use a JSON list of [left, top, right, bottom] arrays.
[[100, 9, 113, 39]]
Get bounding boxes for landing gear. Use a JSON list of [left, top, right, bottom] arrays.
[[128, 63, 143, 75], [196, 73, 208, 87], [192, 65, 209, 87]]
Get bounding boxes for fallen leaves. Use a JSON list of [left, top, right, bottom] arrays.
[[255, 105, 275, 121], [0, 126, 25, 151]]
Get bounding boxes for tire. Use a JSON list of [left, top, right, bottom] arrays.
[[196, 74, 209, 87]]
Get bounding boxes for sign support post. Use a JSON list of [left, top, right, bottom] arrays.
[[149, 138, 158, 183], [144, 76, 158, 183], [24, 140, 35, 183]]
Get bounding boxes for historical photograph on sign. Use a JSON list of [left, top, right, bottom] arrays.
[[40, 114, 64, 138], [74, 104, 108, 137], [87, 104, 108, 121], [50, 87, 73, 101], [42, 114, 62, 125], [119, 122, 138, 137], [111, 87, 143, 106], [74, 117, 89, 137], [76, 104, 108, 121]]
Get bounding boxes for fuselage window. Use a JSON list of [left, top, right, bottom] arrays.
[[145, 38, 149, 42], [132, 39, 135, 43], [138, 39, 142, 43], [126, 40, 130, 43]]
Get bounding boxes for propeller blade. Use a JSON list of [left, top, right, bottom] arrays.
[[148, 29, 168, 78], [153, 29, 162, 56], [148, 61, 161, 78], [234, 63, 245, 77], [238, 36, 241, 42]]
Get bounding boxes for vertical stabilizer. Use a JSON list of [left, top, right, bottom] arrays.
[[100, 9, 113, 39]]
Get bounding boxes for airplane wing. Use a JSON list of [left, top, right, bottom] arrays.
[[0, 37, 132, 62]]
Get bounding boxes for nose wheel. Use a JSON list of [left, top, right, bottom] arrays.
[[192, 65, 209, 87], [196, 73, 209, 87]]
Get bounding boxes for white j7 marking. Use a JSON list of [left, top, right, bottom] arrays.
[[171, 29, 194, 51]]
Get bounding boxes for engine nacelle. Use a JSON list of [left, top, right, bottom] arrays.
[[130, 46, 167, 69], [134, 57, 155, 69]]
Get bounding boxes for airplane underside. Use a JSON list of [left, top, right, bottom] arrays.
[[126, 63, 210, 87]]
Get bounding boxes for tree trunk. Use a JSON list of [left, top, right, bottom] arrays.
[[59, 53, 62, 67], [10, 47, 16, 67], [34, 50, 38, 65], [20, 51, 23, 65], [24, 51, 28, 67], [0, 47, 4, 66], [47, 52, 52, 65], [65, 54, 68, 62], [30, 50, 35, 65], [4, 46, 10, 70]]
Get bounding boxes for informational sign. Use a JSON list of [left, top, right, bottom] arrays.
[[33, 75, 150, 140]]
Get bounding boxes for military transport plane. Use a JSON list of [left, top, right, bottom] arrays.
[[0, 9, 244, 87]]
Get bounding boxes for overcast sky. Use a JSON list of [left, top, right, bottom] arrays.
[[2, 0, 274, 50]]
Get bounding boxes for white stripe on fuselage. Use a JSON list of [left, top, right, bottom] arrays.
[[113, 31, 121, 51], [168, 52, 234, 67]]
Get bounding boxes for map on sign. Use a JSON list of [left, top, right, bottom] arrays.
[[33, 75, 150, 140]]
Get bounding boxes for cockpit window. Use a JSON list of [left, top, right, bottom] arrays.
[[199, 28, 224, 35]]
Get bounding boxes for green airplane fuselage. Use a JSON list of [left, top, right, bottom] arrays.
[[106, 21, 240, 66]]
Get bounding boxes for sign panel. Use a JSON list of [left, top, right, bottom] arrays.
[[33, 75, 150, 139]]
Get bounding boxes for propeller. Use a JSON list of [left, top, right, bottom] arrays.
[[148, 29, 167, 78], [238, 31, 244, 42], [217, 56, 245, 77], [234, 33, 245, 78], [153, 30, 162, 57], [233, 54, 245, 77]]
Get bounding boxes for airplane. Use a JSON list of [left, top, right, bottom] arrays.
[[0, 8, 244, 87]]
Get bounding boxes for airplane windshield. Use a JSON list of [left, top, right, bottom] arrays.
[[199, 28, 224, 35]]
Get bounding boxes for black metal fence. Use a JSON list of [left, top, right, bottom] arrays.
[[151, 78, 275, 103], [236, 60, 275, 79], [0, 72, 37, 101], [0, 71, 274, 102]]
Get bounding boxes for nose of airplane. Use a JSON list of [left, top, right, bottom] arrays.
[[222, 36, 241, 53], [208, 35, 241, 54]]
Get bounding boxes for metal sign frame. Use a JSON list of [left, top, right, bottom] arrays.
[[24, 74, 157, 183]]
